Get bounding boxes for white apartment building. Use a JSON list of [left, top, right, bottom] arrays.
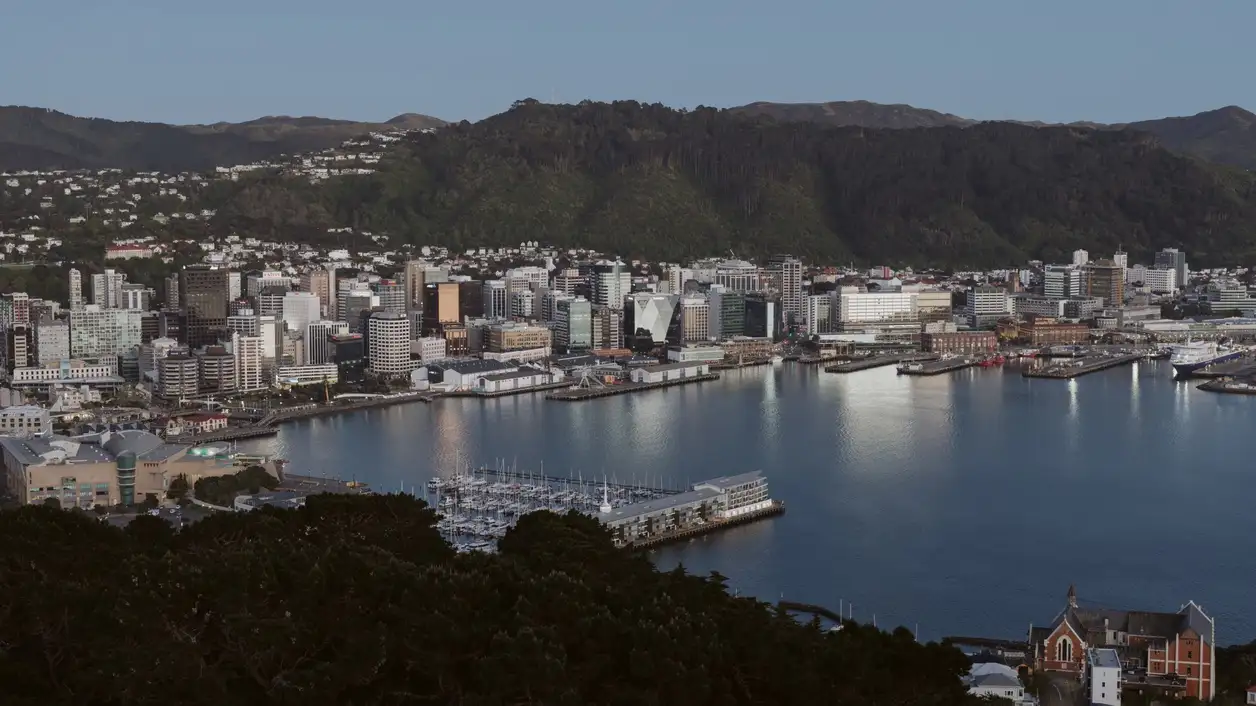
[[33, 318, 69, 366], [68, 268, 83, 311], [768, 256, 803, 323], [69, 306, 141, 358], [837, 289, 918, 324], [413, 336, 447, 364], [1086, 648, 1121, 706], [232, 334, 267, 391], [11, 360, 118, 385], [367, 311, 411, 377], [1073, 249, 1090, 267]]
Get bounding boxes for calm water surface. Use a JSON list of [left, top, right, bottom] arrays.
[[238, 361, 1256, 644]]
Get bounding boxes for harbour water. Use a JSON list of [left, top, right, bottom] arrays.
[[238, 361, 1256, 644]]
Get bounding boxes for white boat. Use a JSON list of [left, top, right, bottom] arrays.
[[1169, 339, 1245, 376], [770, 355, 784, 365]]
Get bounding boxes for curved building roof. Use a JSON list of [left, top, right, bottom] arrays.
[[102, 429, 165, 458]]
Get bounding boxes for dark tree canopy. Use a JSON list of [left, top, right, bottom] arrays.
[[0, 495, 989, 705]]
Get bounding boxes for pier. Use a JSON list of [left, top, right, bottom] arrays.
[[545, 373, 720, 401], [824, 353, 938, 374], [897, 356, 978, 376], [443, 381, 572, 398], [166, 425, 278, 444], [1197, 378, 1256, 395], [1185, 358, 1256, 379], [1021, 353, 1144, 379], [474, 465, 683, 495], [627, 501, 785, 550]]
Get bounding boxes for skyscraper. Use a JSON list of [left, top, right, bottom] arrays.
[[305, 320, 349, 365], [68, 268, 83, 311], [367, 311, 411, 378], [403, 260, 426, 312], [281, 292, 321, 334], [1084, 260, 1125, 308], [91, 269, 125, 309], [180, 267, 230, 348], [592, 260, 631, 310], [421, 283, 461, 334], [767, 255, 802, 324], [1154, 248, 1189, 292], [555, 297, 592, 351], [372, 279, 406, 314], [483, 280, 509, 319], [300, 268, 335, 318]]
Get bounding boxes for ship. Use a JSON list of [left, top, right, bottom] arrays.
[[1169, 339, 1245, 376]]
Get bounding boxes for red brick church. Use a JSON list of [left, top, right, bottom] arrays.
[[1030, 585, 1216, 701]]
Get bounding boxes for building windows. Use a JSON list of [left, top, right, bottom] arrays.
[[1186, 666, 1192, 676], [1187, 650, 1193, 659], [1057, 637, 1073, 663]]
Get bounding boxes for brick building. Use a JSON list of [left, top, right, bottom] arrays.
[[1017, 319, 1091, 346], [1031, 585, 1216, 701], [921, 331, 997, 354]]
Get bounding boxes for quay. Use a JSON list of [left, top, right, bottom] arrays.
[[1021, 353, 1144, 379], [258, 392, 438, 425], [1197, 378, 1256, 395], [442, 381, 572, 398], [1186, 358, 1256, 379], [167, 425, 278, 444], [897, 356, 978, 376], [627, 501, 785, 550], [545, 373, 720, 401], [825, 353, 937, 374]]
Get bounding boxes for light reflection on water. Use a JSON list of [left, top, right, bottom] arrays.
[[238, 361, 1256, 644]]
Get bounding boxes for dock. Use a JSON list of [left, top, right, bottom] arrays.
[[897, 356, 978, 376], [824, 353, 937, 374], [166, 425, 278, 444], [545, 373, 720, 401], [1197, 378, 1256, 395], [1021, 353, 1143, 379], [474, 466, 683, 495], [627, 501, 785, 550], [1185, 358, 1256, 379], [442, 381, 572, 398]]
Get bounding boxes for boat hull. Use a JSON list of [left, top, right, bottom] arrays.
[[1172, 350, 1245, 376]]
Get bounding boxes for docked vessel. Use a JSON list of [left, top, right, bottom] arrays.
[[769, 355, 784, 365], [1169, 340, 1245, 376]]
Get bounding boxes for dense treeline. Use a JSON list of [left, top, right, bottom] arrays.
[[0, 494, 991, 705], [201, 99, 1256, 267]]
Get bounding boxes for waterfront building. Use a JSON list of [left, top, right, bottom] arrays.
[[1064, 297, 1105, 321], [276, 364, 338, 386], [709, 287, 746, 340], [1031, 585, 1214, 701], [330, 333, 366, 383], [591, 306, 623, 350], [597, 471, 771, 547], [413, 336, 447, 364], [180, 266, 230, 349], [33, 317, 69, 366], [803, 294, 833, 335], [626, 292, 679, 345], [680, 296, 711, 343], [744, 294, 777, 340], [68, 268, 84, 311], [441, 323, 470, 357], [1013, 319, 1091, 345], [486, 322, 552, 355], [838, 289, 918, 326], [666, 345, 724, 363], [0, 429, 279, 509], [720, 336, 773, 362], [1154, 248, 1189, 291], [157, 355, 199, 400], [1044, 265, 1083, 299], [0, 405, 52, 437], [629, 360, 711, 384], [591, 260, 631, 310], [915, 289, 953, 323], [367, 311, 411, 378], [10, 359, 122, 393], [555, 296, 592, 351], [767, 255, 803, 325], [1013, 295, 1068, 319], [1084, 260, 1125, 308], [424, 359, 518, 389], [921, 331, 997, 354], [483, 280, 509, 319], [1206, 282, 1253, 312], [471, 368, 563, 394], [964, 287, 1011, 328], [281, 292, 321, 334]]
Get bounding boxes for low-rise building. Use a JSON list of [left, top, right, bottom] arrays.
[[1087, 648, 1122, 706], [719, 336, 773, 361], [629, 361, 711, 384], [486, 322, 552, 354], [1018, 319, 1091, 345], [0, 405, 52, 437], [921, 331, 997, 354], [965, 664, 1027, 704], [471, 368, 563, 394], [180, 413, 229, 435], [597, 471, 772, 547], [666, 344, 725, 363]]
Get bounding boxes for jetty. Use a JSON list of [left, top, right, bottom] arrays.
[[1197, 378, 1256, 396], [626, 501, 785, 550], [897, 356, 978, 376], [824, 353, 938, 374], [1021, 353, 1143, 379], [545, 373, 720, 401]]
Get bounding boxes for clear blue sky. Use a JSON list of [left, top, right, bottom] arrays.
[[3, 0, 1252, 125]]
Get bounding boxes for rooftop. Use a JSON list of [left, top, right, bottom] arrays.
[[639, 361, 708, 372], [1090, 648, 1122, 669], [478, 369, 550, 382], [694, 470, 764, 491], [597, 486, 721, 523]]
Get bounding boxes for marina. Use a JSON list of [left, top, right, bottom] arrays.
[[1021, 352, 1144, 379], [424, 463, 780, 552]]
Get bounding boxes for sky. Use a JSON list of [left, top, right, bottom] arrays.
[[2, 0, 1253, 125]]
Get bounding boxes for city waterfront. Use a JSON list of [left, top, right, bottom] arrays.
[[239, 361, 1256, 645]]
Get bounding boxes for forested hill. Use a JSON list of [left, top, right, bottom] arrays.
[[0, 496, 988, 705], [0, 106, 445, 172], [207, 99, 1256, 266]]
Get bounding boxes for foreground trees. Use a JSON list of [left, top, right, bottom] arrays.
[[0, 495, 985, 705]]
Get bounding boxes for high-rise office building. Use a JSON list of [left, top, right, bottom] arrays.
[[331, 333, 366, 383], [281, 292, 321, 334], [744, 294, 777, 340], [458, 281, 484, 321], [625, 293, 679, 345], [367, 311, 410, 377], [965, 286, 1011, 328], [343, 290, 379, 334], [555, 297, 592, 351], [1154, 248, 1189, 292], [483, 280, 509, 319], [69, 306, 142, 359], [68, 269, 84, 311], [403, 260, 426, 312], [119, 283, 148, 311], [91, 269, 125, 309], [540, 291, 572, 323], [592, 260, 631, 310], [227, 271, 243, 302], [708, 287, 745, 340], [372, 279, 406, 314], [1043, 265, 1083, 299], [680, 296, 711, 343], [164, 273, 181, 310], [300, 268, 335, 318], [180, 267, 230, 348], [590, 306, 623, 350], [1084, 260, 1125, 308], [1072, 250, 1090, 267], [421, 283, 461, 334], [33, 317, 69, 366], [305, 321, 349, 365], [510, 290, 535, 319], [767, 255, 803, 324], [803, 294, 833, 335]]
